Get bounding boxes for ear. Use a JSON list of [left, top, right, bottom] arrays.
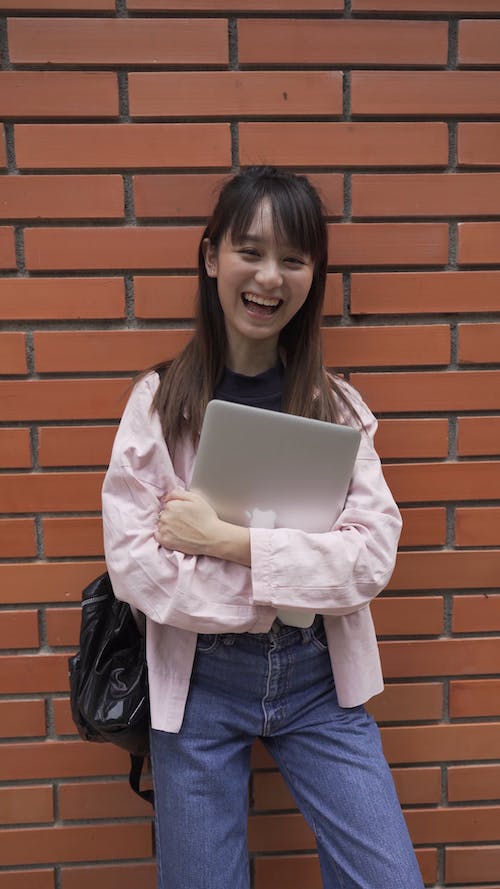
[[202, 238, 218, 278]]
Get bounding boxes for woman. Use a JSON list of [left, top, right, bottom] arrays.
[[102, 167, 424, 889]]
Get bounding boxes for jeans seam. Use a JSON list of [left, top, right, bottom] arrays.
[[261, 635, 277, 736]]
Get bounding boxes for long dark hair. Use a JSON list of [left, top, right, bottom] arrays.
[[150, 166, 359, 452]]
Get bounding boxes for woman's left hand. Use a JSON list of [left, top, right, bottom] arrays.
[[155, 488, 223, 556]]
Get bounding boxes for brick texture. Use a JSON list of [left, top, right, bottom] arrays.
[[1, 3, 499, 888]]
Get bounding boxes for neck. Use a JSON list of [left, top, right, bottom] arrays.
[[226, 339, 278, 377]]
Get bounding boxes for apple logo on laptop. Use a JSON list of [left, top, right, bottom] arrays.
[[245, 508, 277, 528]]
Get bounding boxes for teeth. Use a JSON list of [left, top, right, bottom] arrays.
[[243, 293, 281, 307]]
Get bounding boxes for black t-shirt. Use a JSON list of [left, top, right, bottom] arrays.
[[213, 364, 283, 412]]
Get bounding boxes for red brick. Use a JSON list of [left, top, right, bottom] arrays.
[[353, 173, 500, 217], [0, 562, 104, 605], [0, 739, 128, 781], [381, 723, 500, 765], [353, 72, 500, 115], [0, 653, 72, 693], [135, 275, 204, 319], [239, 19, 447, 65], [456, 507, 500, 546], [458, 417, 500, 456], [375, 419, 448, 459], [329, 223, 448, 267], [450, 679, 500, 718], [0, 786, 53, 825], [446, 845, 500, 884], [385, 461, 500, 503], [381, 638, 500, 678], [240, 122, 448, 168], [458, 123, 500, 166], [0, 518, 36, 557], [39, 426, 117, 468], [399, 508, 447, 547], [352, 370, 500, 413], [61, 863, 156, 889], [0, 175, 123, 220], [323, 325, 450, 368], [128, 0, 342, 10], [309, 175, 344, 219], [0, 126, 6, 168], [448, 764, 500, 802], [0, 609, 39, 649], [0, 472, 103, 513], [0, 73, 118, 118], [368, 683, 443, 724], [134, 172, 343, 219], [129, 71, 343, 118], [15, 123, 231, 170], [0, 332, 26, 373], [0, 871, 54, 889], [34, 329, 191, 372], [0, 0, 113, 7], [46, 609, 80, 647], [0, 699, 46, 738], [25, 226, 201, 271], [407, 805, 500, 844], [0, 379, 130, 421], [0, 226, 16, 269], [459, 20, 500, 65], [43, 518, 104, 558], [59, 780, 152, 820], [353, 0, 500, 8], [372, 596, 443, 637], [351, 271, 500, 314], [452, 594, 500, 633], [0, 428, 31, 468], [389, 551, 500, 591], [248, 811, 314, 853], [459, 222, 500, 264], [8, 18, 227, 65], [134, 173, 229, 219], [460, 322, 500, 362], [0, 277, 125, 321], [0, 822, 151, 867]]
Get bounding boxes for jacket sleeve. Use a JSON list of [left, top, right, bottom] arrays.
[[249, 384, 402, 616], [101, 374, 274, 633]]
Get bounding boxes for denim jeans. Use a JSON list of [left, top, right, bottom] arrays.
[[150, 617, 424, 889]]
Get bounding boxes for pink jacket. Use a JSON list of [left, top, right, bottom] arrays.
[[102, 372, 402, 732]]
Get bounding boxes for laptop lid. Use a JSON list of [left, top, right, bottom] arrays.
[[190, 400, 361, 535]]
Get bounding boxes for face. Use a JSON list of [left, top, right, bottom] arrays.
[[203, 200, 314, 370]]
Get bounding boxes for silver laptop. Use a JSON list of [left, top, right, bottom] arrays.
[[190, 400, 361, 628]]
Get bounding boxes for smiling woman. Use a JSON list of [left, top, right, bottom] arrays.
[[101, 166, 424, 889], [202, 200, 315, 375]]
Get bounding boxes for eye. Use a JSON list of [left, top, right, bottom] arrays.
[[284, 256, 306, 266], [239, 248, 260, 258]]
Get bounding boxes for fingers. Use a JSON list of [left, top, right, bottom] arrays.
[[162, 487, 193, 505]]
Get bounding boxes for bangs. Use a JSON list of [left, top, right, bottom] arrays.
[[224, 178, 324, 262]]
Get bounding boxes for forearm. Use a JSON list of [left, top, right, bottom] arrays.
[[207, 520, 251, 567]]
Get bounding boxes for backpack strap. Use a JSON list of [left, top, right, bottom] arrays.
[[129, 754, 154, 806]]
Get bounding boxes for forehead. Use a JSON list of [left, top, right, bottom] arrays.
[[227, 199, 298, 249]]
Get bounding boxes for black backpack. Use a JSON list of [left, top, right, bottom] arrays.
[[68, 571, 153, 804]]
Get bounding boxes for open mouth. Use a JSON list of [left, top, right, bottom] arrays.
[[241, 292, 283, 316]]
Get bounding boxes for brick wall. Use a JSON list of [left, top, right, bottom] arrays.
[[1, 1, 500, 886]]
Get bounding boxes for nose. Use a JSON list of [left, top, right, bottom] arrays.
[[254, 258, 283, 290]]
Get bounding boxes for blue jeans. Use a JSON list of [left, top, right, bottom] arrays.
[[150, 618, 424, 889]]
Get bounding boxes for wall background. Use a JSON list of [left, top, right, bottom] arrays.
[[1, 1, 500, 887]]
